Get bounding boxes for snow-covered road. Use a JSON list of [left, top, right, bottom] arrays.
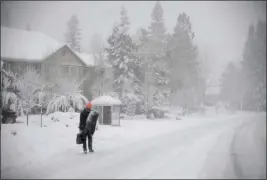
[[2, 113, 266, 179]]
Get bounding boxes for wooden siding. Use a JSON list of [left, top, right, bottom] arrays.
[[1, 60, 41, 76], [43, 45, 85, 66]]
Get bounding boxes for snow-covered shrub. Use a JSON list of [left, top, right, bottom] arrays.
[[122, 92, 139, 120], [1, 69, 19, 112], [68, 107, 74, 112], [16, 68, 42, 115], [106, 92, 119, 99], [46, 77, 88, 114], [2, 91, 17, 111], [2, 70, 18, 90]]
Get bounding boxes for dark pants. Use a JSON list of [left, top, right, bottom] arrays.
[[82, 130, 93, 151]]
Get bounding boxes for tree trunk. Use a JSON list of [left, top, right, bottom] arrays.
[[27, 113, 29, 126], [169, 90, 173, 107], [41, 106, 43, 128]]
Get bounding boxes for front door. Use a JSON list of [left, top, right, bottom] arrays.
[[103, 106, 111, 125]]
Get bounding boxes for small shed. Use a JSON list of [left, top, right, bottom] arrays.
[[91, 95, 122, 126]]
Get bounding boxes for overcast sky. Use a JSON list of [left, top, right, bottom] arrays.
[[2, 1, 266, 83]]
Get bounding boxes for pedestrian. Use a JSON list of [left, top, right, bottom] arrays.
[[79, 102, 99, 153]]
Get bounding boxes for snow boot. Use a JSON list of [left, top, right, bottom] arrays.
[[89, 149, 94, 153]]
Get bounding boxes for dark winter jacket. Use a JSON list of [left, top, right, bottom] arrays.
[[85, 110, 99, 135], [79, 108, 91, 131]]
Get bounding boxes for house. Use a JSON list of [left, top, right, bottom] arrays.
[[1, 26, 101, 100]]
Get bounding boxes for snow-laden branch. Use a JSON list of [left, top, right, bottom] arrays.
[[46, 76, 88, 114], [16, 68, 42, 114]]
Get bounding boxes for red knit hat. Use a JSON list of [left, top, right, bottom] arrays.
[[86, 102, 92, 109]]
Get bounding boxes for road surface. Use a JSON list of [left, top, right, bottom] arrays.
[[2, 113, 266, 179]]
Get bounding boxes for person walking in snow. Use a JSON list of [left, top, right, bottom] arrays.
[[79, 102, 99, 153]]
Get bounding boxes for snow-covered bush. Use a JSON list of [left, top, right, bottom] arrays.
[[2, 91, 17, 111], [46, 77, 88, 114], [122, 92, 140, 120], [16, 68, 42, 115], [1, 68, 19, 112], [106, 92, 119, 99]]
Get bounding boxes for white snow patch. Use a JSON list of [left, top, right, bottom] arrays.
[[1, 112, 265, 179], [66, 44, 95, 66], [91, 95, 122, 106], [1, 113, 213, 174], [1, 27, 96, 67], [1, 26, 63, 61]]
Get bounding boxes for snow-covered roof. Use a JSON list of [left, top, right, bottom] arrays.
[[65, 45, 95, 66], [1, 26, 64, 62], [91, 95, 122, 106], [1, 26, 96, 67]]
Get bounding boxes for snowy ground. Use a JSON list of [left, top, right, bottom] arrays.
[[1, 111, 266, 179]]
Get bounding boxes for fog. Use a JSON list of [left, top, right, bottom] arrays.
[[1, 1, 266, 179], [1, 1, 266, 83]]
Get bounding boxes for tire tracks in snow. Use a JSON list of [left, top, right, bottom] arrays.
[[230, 118, 266, 179], [49, 117, 246, 179], [1, 116, 252, 179]]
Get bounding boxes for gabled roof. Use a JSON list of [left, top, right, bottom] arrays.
[[1, 26, 96, 67], [65, 45, 95, 67], [1, 26, 63, 62]]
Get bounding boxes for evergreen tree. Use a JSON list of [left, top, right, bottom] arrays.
[[106, 6, 139, 99], [166, 12, 199, 108], [220, 62, 244, 110], [241, 21, 266, 111], [65, 14, 81, 52], [149, 1, 166, 37], [149, 1, 168, 88], [139, 1, 169, 107]]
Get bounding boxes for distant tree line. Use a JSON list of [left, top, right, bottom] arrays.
[[220, 20, 266, 112]]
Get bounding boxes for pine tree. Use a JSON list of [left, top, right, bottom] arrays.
[[220, 62, 244, 110], [120, 6, 130, 34], [241, 21, 266, 111], [166, 12, 199, 108], [149, 1, 168, 86], [106, 6, 139, 100], [149, 1, 166, 37], [142, 1, 169, 107], [65, 14, 81, 52]]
